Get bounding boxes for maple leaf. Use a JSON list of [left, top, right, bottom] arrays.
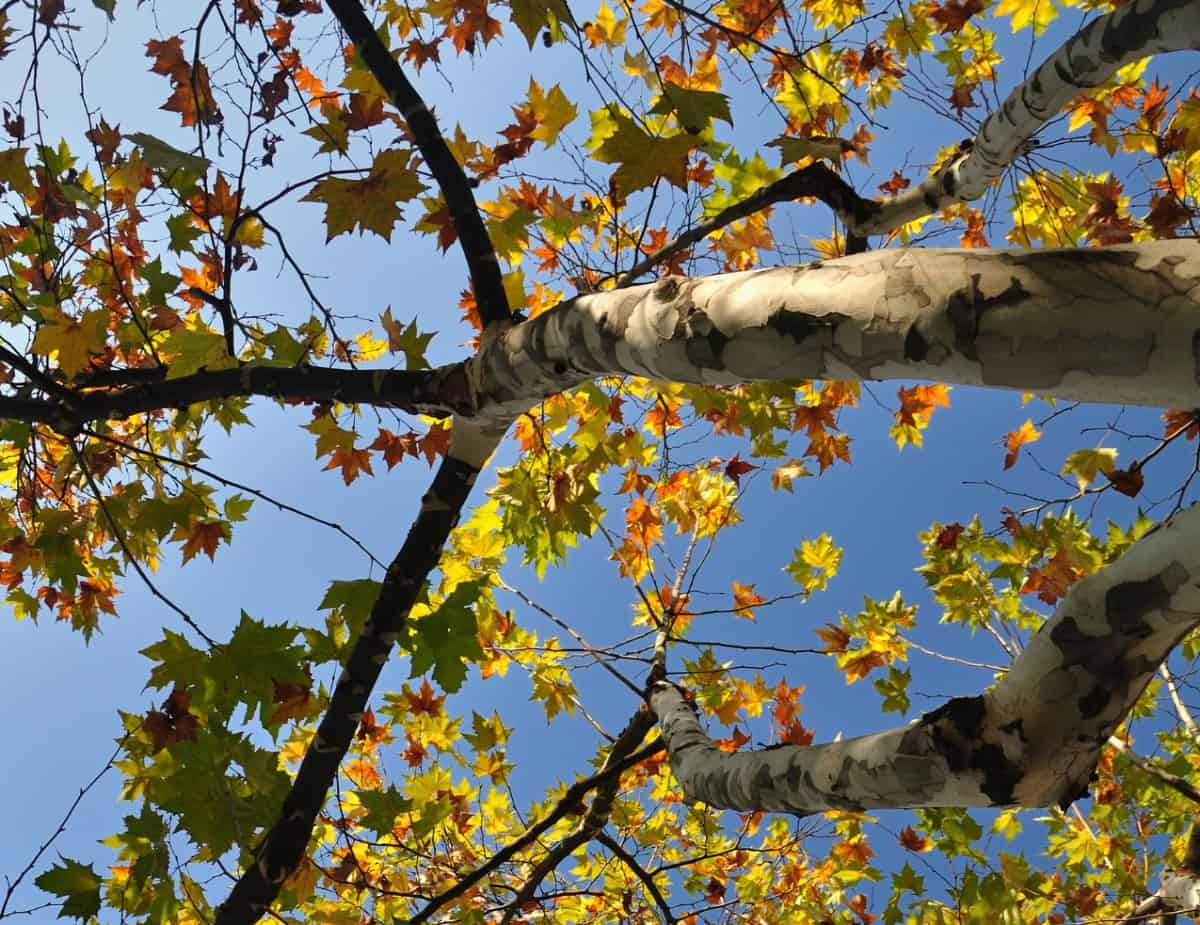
[[934, 523, 965, 550], [1106, 464, 1145, 498], [419, 422, 452, 464], [716, 726, 751, 752], [301, 149, 426, 241], [929, 0, 984, 33], [724, 453, 757, 486], [1021, 548, 1083, 604], [898, 826, 930, 851], [1164, 409, 1200, 441], [1002, 419, 1041, 469], [380, 308, 434, 368], [31, 308, 108, 376], [405, 678, 445, 716], [731, 581, 765, 620], [179, 521, 226, 563], [592, 108, 695, 196], [324, 446, 374, 485], [816, 622, 851, 653], [370, 428, 419, 469], [269, 671, 312, 726]]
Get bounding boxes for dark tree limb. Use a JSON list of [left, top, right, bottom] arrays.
[[408, 738, 664, 925], [214, 449, 486, 925], [325, 0, 511, 327], [496, 708, 658, 925], [0, 362, 465, 434], [615, 162, 874, 287], [595, 831, 675, 925]]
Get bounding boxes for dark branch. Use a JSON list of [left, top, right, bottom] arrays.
[[615, 162, 874, 287], [409, 737, 665, 925], [214, 452, 483, 925], [325, 0, 511, 327], [0, 362, 464, 433]]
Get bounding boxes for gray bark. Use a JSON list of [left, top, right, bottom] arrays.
[[648, 502, 1200, 814], [468, 241, 1200, 424]]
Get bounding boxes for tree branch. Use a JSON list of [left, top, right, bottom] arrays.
[[595, 831, 675, 925], [852, 0, 1200, 236], [324, 0, 511, 327], [214, 429, 496, 925], [408, 738, 664, 925], [615, 162, 871, 287], [650, 502, 1200, 814]]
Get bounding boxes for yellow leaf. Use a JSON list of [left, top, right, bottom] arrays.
[[31, 308, 108, 376], [993, 0, 1057, 34]]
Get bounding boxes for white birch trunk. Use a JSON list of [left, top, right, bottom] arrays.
[[850, 0, 1200, 237], [469, 241, 1200, 423], [646, 503, 1200, 814]]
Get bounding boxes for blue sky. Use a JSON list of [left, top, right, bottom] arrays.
[[0, 0, 1196, 918]]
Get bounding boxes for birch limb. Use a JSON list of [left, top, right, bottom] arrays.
[[648, 503, 1200, 815], [850, 0, 1200, 237], [472, 240, 1200, 424]]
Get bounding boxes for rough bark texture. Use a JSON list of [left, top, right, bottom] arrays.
[[470, 241, 1200, 422], [649, 502, 1200, 815], [852, 0, 1200, 236]]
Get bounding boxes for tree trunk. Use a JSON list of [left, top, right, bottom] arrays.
[[472, 241, 1200, 422], [648, 502, 1200, 814]]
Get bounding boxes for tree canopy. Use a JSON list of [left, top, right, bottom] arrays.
[[1, 0, 1199, 923]]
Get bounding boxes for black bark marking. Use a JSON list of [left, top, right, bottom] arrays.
[[903, 325, 929, 361], [1192, 330, 1200, 382], [971, 744, 1021, 805], [946, 274, 1029, 362], [925, 695, 986, 773], [769, 310, 846, 343], [684, 318, 731, 369]]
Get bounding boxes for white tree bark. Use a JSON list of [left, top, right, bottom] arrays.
[[850, 0, 1200, 237], [647, 503, 1200, 814], [469, 241, 1200, 423]]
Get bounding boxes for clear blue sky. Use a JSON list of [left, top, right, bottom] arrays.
[[0, 1, 1195, 918]]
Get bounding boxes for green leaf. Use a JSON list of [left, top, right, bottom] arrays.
[[591, 108, 695, 195], [357, 785, 413, 837], [650, 84, 732, 133], [35, 857, 102, 921], [873, 666, 911, 714], [125, 132, 210, 176], [92, 0, 116, 20], [319, 578, 382, 624], [406, 580, 485, 693], [161, 326, 235, 379]]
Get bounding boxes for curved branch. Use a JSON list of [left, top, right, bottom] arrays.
[[325, 0, 511, 327], [595, 831, 675, 925], [853, 0, 1200, 236], [615, 162, 871, 287], [407, 738, 664, 925], [650, 502, 1200, 814]]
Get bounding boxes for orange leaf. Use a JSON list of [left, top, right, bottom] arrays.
[[324, 446, 374, 485], [181, 521, 225, 563], [1002, 419, 1041, 470], [1164, 409, 1200, 441]]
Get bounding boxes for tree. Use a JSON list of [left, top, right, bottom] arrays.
[[0, 0, 1199, 922]]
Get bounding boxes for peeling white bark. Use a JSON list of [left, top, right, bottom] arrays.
[[648, 503, 1200, 814], [852, 0, 1200, 236], [470, 241, 1200, 423]]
